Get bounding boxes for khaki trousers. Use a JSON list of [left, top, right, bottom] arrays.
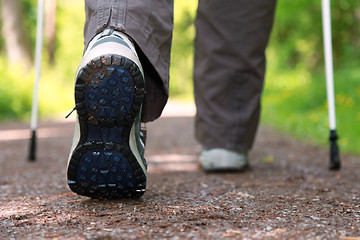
[[83, 0, 276, 152]]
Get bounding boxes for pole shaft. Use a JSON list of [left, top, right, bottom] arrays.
[[30, 0, 45, 131], [322, 0, 341, 170], [29, 0, 45, 161], [322, 0, 336, 130]]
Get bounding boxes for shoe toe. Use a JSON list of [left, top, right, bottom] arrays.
[[200, 148, 248, 172]]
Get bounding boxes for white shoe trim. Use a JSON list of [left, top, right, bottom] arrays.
[[77, 30, 143, 78], [67, 116, 80, 171], [130, 119, 147, 176]]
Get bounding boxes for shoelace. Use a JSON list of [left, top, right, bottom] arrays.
[[65, 107, 76, 119]]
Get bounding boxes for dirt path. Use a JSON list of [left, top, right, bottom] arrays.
[[0, 103, 359, 239]]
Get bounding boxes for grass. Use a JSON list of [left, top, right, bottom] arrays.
[[262, 54, 360, 154]]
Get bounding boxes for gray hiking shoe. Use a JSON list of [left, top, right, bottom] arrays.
[[200, 148, 249, 172], [67, 29, 147, 199]]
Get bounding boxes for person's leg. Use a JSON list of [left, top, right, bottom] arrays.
[[84, 0, 173, 122], [67, 0, 173, 198], [194, 0, 276, 170]]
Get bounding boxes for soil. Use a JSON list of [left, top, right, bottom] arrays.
[[1, 106, 360, 239]]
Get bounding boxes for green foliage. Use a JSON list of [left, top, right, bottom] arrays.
[[0, 0, 37, 55], [169, 0, 197, 99], [262, 64, 360, 154], [0, 0, 84, 121], [262, 0, 360, 154], [20, 0, 37, 55], [270, 0, 360, 71], [0, 59, 33, 120]]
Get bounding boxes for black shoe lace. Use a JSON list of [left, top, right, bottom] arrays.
[[65, 107, 76, 119]]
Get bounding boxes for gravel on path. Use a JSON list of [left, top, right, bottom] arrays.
[[0, 104, 359, 239]]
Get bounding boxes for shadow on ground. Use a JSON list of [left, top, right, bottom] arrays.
[[0, 115, 359, 239]]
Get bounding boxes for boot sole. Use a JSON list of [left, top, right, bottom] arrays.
[[67, 54, 146, 199]]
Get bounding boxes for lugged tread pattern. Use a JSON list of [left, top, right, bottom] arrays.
[[67, 54, 146, 199]]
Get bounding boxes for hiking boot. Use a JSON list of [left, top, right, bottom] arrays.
[[199, 148, 249, 172], [67, 29, 147, 199]]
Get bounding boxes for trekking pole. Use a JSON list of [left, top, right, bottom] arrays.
[[29, 0, 45, 161], [321, 0, 341, 170]]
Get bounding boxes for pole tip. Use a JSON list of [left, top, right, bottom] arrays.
[[29, 130, 37, 161], [329, 130, 341, 170]]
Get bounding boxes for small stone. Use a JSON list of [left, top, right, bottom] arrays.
[[310, 216, 320, 221], [265, 226, 272, 231]]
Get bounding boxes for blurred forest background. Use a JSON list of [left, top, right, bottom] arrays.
[[0, 0, 359, 154]]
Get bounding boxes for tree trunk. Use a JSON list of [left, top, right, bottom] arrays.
[[1, 0, 32, 67], [45, 0, 57, 64]]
